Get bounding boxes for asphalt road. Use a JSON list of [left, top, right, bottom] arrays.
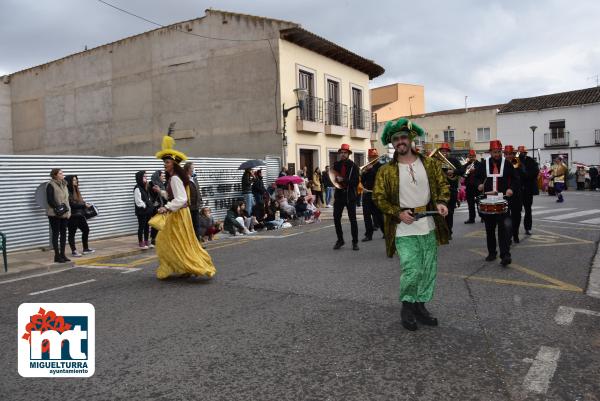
[[1, 191, 600, 401]]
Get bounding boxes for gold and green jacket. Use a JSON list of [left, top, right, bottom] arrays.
[[373, 153, 451, 258]]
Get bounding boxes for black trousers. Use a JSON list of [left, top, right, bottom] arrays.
[[508, 197, 522, 238], [445, 192, 458, 235], [483, 213, 511, 258], [137, 214, 150, 242], [362, 192, 383, 238], [48, 216, 68, 257], [465, 185, 478, 222], [68, 215, 90, 252], [333, 191, 358, 244], [522, 193, 534, 231], [190, 209, 201, 240]]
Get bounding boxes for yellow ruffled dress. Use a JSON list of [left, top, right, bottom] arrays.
[[155, 175, 216, 279]]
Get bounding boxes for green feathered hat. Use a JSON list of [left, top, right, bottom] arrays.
[[381, 118, 425, 145]]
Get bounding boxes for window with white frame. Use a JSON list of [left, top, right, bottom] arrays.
[[443, 130, 455, 143], [476, 127, 490, 142]]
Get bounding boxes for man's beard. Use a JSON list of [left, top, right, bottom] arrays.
[[396, 143, 410, 155]]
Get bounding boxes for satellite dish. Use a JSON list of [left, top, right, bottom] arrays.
[[35, 182, 48, 209]]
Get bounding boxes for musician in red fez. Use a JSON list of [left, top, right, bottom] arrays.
[[438, 142, 461, 240], [332, 144, 360, 250], [463, 149, 481, 224], [503, 145, 523, 244], [360, 148, 384, 241], [475, 139, 516, 266], [516, 145, 540, 236]]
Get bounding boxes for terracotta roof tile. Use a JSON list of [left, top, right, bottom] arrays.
[[499, 87, 600, 113]]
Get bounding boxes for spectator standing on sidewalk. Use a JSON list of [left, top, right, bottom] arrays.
[[149, 170, 168, 247], [322, 166, 334, 208], [252, 170, 267, 206], [184, 162, 202, 241], [312, 167, 324, 207], [589, 165, 598, 191], [65, 175, 94, 257], [46, 168, 72, 263], [242, 168, 255, 216], [134, 170, 153, 249], [576, 166, 586, 190]]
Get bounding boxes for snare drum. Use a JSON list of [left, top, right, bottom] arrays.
[[478, 198, 508, 215]]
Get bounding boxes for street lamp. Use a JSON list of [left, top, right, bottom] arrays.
[[281, 88, 308, 167], [530, 125, 537, 161]]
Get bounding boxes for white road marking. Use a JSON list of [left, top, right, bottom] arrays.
[[544, 209, 600, 221], [577, 216, 600, 224], [554, 305, 600, 325], [0, 267, 76, 285], [79, 265, 131, 271], [28, 279, 96, 296], [121, 268, 142, 274], [531, 208, 576, 216], [522, 346, 561, 394]]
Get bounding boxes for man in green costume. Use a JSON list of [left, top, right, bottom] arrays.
[[373, 118, 450, 331]]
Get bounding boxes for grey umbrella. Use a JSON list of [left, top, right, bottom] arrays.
[[238, 159, 266, 170]]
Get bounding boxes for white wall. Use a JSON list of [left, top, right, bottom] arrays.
[[0, 79, 12, 153], [497, 103, 600, 167]]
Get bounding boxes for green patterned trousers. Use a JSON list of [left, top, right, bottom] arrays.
[[395, 230, 438, 303]]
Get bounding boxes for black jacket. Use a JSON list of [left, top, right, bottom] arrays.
[[322, 171, 334, 188], [188, 180, 200, 211], [518, 156, 540, 196], [360, 162, 382, 191], [475, 157, 516, 195], [332, 159, 360, 201], [242, 171, 253, 193], [134, 171, 152, 216]]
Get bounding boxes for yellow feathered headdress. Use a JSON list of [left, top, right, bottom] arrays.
[[155, 123, 187, 163]]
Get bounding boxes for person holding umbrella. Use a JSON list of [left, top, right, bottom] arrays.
[[332, 144, 360, 250], [239, 159, 265, 216]]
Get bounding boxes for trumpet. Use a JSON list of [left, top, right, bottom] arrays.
[[427, 148, 457, 170], [360, 155, 387, 172], [511, 152, 521, 168]]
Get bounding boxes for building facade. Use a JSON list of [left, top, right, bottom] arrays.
[[0, 10, 383, 171], [497, 87, 600, 167], [371, 83, 425, 123]]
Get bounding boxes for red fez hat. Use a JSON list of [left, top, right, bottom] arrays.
[[440, 142, 451, 151], [489, 140, 503, 151], [368, 148, 379, 158], [338, 144, 352, 154], [517, 145, 527, 153], [468, 149, 476, 156], [504, 145, 515, 154]]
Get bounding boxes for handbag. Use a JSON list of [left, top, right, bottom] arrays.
[[84, 204, 99, 220], [54, 204, 68, 217], [149, 213, 168, 231]]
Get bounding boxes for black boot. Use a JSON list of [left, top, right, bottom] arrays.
[[333, 240, 345, 250], [60, 248, 71, 263], [401, 302, 418, 331], [414, 302, 438, 326], [54, 252, 63, 263]]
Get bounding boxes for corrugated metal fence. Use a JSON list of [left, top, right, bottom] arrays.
[[0, 155, 280, 252]]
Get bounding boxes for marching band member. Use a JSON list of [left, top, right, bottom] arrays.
[[517, 146, 539, 235], [550, 156, 568, 203], [361, 148, 384, 241], [373, 118, 449, 331], [503, 145, 522, 244], [438, 143, 461, 240], [332, 144, 360, 250], [463, 150, 480, 224], [475, 140, 516, 267]]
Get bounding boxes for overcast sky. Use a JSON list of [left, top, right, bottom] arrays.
[[1, 0, 599, 111]]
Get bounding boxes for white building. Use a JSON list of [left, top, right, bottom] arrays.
[[497, 87, 600, 167]]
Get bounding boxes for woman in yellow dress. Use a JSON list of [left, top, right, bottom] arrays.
[[154, 135, 216, 280]]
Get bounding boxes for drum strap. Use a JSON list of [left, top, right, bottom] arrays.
[[485, 157, 505, 193]]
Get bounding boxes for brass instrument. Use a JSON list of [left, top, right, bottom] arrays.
[[464, 161, 476, 177], [511, 151, 521, 168], [329, 168, 344, 189], [427, 148, 457, 170], [359, 155, 387, 172]]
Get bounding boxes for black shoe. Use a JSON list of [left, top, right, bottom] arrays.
[[485, 254, 497, 261], [333, 240, 345, 250], [61, 254, 71, 263], [361, 236, 372, 242], [464, 220, 475, 224], [414, 302, 438, 326], [352, 243, 359, 251], [501, 256, 512, 266], [513, 236, 520, 244], [401, 302, 418, 331], [54, 255, 64, 263], [525, 230, 532, 236]]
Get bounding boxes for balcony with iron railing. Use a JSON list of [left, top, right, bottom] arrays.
[[324, 101, 349, 136], [296, 95, 324, 134], [349, 107, 371, 139], [595, 129, 600, 145], [544, 131, 570, 147]]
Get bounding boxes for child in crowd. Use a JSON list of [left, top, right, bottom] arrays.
[[199, 207, 223, 241]]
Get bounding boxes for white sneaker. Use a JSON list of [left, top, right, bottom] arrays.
[[249, 230, 256, 234], [326, 205, 332, 208], [71, 251, 82, 258]]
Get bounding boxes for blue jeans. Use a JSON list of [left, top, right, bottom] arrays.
[[243, 193, 255, 216], [325, 187, 334, 205]]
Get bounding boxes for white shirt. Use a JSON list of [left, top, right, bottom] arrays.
[[165, 176, 188, 212], [134, 187, 146, 209], [396, 157, 434, 237]]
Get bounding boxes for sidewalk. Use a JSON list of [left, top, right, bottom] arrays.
[[2, 234, 145, 277]]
